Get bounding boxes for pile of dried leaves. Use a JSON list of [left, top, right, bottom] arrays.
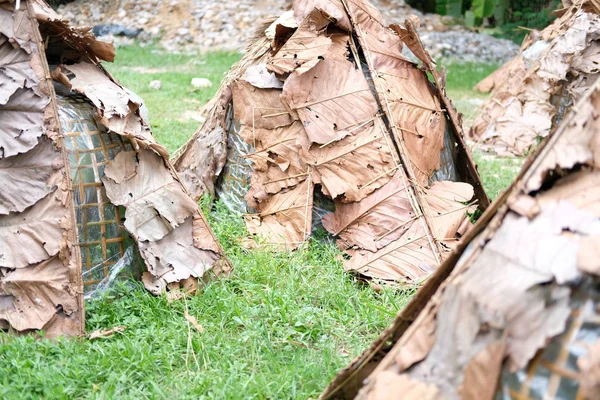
[[174, 0, 489, 285], [469, 0, 600, 157], [0, 0, 230, 337], [322, 76, 600, 400]]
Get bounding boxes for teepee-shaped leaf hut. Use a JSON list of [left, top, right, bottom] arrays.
[[322, 75, 600, 400], [470, 0, 600, 156], [174, 0, 489, 285], [0, 0, 230, 337]]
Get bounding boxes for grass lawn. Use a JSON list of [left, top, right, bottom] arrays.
[[0, 46, 522, 399]]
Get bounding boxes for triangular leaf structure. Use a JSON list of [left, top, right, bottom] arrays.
[[321, 76, 600, 400], [470, 0, 600, 156], [0, 0, 230, 337], [174, 0, 489, 284]]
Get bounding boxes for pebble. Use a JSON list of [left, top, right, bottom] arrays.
[[149, 80, 162, 90], [57, 0, 519, 64], [191, 78, 212, 89]]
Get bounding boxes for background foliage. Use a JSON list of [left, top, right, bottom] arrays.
[[409, 0, 562, 42]]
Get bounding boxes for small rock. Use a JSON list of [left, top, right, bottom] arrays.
[[149, 80, 162, 90], [191, 77, 212, 89], [370, 283, 384, 293]]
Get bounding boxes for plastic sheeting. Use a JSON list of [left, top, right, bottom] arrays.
[[57, 92, 144, 296], [496, 279, 600, 399], [430, 119, 460, 184], [215, 105, 336, 232], [215, 107, 460, 232], [214, 64, 462, 231], [215, 106, 253, 215], [215, 106, 462, 232]]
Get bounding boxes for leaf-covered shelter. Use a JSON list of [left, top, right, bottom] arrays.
[[174, 0, 489, 285], [322, 75, 600, 400], [0, 0, 230, 337], [470, 0, 599, 156]]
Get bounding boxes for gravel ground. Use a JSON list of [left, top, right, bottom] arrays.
[[58, 0, 518, 64]]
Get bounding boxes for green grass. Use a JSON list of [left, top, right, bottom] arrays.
[[444, 62, 500, 128], [0, 209, 410, 399], [474, 153, 523, 199], [0, 46, 522, 399], [439, 61, 525, 199], [103, 46, 241, 153]]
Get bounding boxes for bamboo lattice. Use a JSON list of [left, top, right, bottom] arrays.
[[550, 82, 574, 133], [497, 280, 600, 399], [57, 94, 133, 293]]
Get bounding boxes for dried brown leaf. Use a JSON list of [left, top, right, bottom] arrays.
[[345, 1, 411, 71], [242, 121, 309, 195], [357, 371, 441, 400], [0, 256, 78, 331], [0, 57, 39, 105], [327, 177, 472, 261], [424, 181, 474, 244], [40, 311, 82, 339], [536, 170, 600, 216], [265, 10, 298, 51], [63, 63, 166, 156], [141, 271, 166, 296], [394, 304, 437, 371], [578, 339, 600, 399], [0, 7, 32, 60], [281, 57, 378, 145], [0, 137, 62, 215], [192, 213, 221, 253], [292, 0, 351, 31], [243, 64, 284, 89], [0, 72, 48, 157], [184, 311, 205, 333], [89, 326, 126, 340], [232, 80, 294, 130], [460, 339, 506, 400], [323, 170, 414, 252], [102, 150, 198, 242], [175, 110, 229, 200], [344, 222, 438, 283], [165, 277, 201, 303], [376, 66, 446, 186], [0, 190, 65, 269], [352, 16, 447, 186], [244, 178, 314, 250], [268, 9, 333, 76], [301, 121, 396, 203], [342, 177, 473, 282], [525, 88, 600, 192], [138, 216, 221, 295], [473, 56, 524, 93]]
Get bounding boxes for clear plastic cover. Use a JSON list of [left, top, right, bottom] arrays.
[[215, 105, 254, 215], [430, 119, 460, 184], [495, 278, 600, 399], [215, 104, 336, 231], [56, 91, 144, 297], [215, 84, 463, 232]]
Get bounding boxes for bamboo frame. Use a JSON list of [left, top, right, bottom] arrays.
[[503, 286, 599, 400], [59, 95, 132, 292]]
